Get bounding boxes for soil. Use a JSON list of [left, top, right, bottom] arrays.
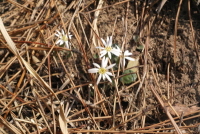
[[0, 0, 200, 133]]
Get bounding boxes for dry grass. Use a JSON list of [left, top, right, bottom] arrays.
[[0, 0, 200, 134]]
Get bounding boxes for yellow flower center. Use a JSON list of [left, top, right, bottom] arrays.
[[98, 68, 106, 74], [105, 46, 112, 52], [62, 35, 68, 41]]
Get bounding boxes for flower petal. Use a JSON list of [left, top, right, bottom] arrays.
[[102, 57, 108, 68], [93, 63, 100, 68], [65, 41, 70, 48], [56, 40, 61, 44], [97, 74, 102, 84], [96, 46, 104, 49], [68, 34, 73, 39], [88, 68, 99, 73], [56, 30, 61, 35], [124, 50, 132, 56], [106, 63, 116, 69], [55, 33, 60, 37], [105, 73, 112, 83], [101, 38, 106, 46], [116, 46, 120, 50], [100, 53, 106, 58], [56, 40, 63, 45], [106, 72, 113, 76], [106, 36, 109, 45], [125, 57, 135, 61], [61, 29, 65, 35], [68, 32, 71, 35], [111, 49, 121, 57], [108, 36, 112, 47], [108, 52, 111, 59], [102, 74, 106, 80], [114, 48, 121, 52], [100, 50, 107, 54]]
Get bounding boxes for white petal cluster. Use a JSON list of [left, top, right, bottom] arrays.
[[55, 29, 72, 49], [122, 50, 136, 67], [87, 36, 137, 84], [96, 36, 135, 66], [96, 36, 121, 59], [88, 57, 115, 84], [55, 33, 137, 85]]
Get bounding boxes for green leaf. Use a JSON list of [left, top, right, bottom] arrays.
[[120, 70, 137, 84], [93, 53, 99, 59], [136, 45, 144, 51]]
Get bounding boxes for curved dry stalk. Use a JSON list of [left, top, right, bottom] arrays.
[[173, 0, 183, 63]]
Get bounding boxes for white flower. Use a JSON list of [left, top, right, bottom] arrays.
[[96, 36, 121, 59], [55, 29, 72, 49], [88, 57, 115, 84], [121, 50, 136, 67]]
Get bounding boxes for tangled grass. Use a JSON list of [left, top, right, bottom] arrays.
[[0, 0, 200, 133]]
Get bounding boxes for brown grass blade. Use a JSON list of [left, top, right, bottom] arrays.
[[0, 17, 60, 101], [59, 102, 69, 134], [0, 115, 22, 134], [150, 85, 183, 134]]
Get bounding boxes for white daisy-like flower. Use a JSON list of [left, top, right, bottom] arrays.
[[121, 50, 136, 67], [55, 29, 72, 49], [88, 57, 116, 84], [96, 36, 121, 59]]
